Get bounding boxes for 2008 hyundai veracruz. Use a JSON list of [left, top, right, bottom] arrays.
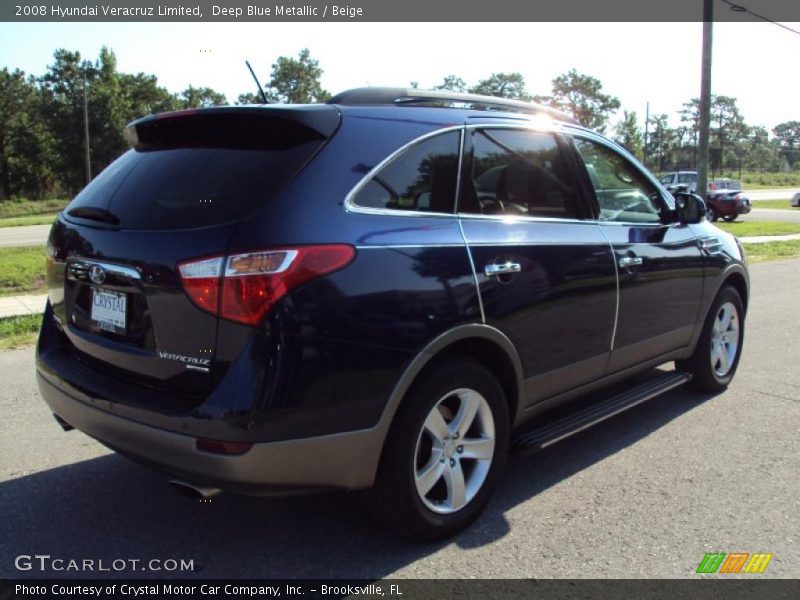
[[37, 88, 748, 540]]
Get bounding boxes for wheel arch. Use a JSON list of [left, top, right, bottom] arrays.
[[685, 262, 749, 358], [382, 324, 525, 428], [369, 324, 525, 462], [723, 269, 749, 314]]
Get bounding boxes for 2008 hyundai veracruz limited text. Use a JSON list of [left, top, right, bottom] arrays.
[[37, 88, 749, 540]]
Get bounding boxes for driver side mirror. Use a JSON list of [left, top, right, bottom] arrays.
[[673, 191, 706, 224]]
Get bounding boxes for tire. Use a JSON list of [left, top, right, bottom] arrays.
[[706, 205, 718, 222], [365, 356, 510, 540], [678, 285, 745, 392]]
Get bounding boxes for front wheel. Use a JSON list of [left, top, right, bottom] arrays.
[[706, 205, 718, 222], [678, 285, 745, 392], [365, 357, 509, 540]]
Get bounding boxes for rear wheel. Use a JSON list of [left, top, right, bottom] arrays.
[[706, 205, 718, 222], [722, 215, 737, 222], [678, 285, 745, 392], [365, 357, 509, 540]]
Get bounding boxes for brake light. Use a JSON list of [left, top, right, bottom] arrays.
[[178, 245, 355, 325], [709, 182, 717, 190]]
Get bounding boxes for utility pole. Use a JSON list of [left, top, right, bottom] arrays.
[[83, 72, 92, 184], [697, 0, 713, 198], [644, 101, 650, 168]]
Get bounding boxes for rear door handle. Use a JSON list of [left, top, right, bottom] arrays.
[[484, 262, 522, 277], [618, 256, 643, 268]]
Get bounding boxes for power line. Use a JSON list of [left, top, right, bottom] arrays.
[[719, 0, 800, 37]]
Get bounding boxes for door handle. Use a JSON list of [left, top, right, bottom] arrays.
[[484, 262, 522, 277], [618, 256, 643, 269]]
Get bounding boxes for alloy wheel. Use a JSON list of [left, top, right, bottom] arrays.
[[711, 301, 740, 377], [413, 388, 496, 514]]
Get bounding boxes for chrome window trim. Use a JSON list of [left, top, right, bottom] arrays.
[[355, 241, 611, 249], [455, 212, 595, 226], [343, 126, 464, 218], [463, 121, 565, 134]]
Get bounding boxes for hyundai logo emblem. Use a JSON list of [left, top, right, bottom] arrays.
[[88, 265, 106, 285]]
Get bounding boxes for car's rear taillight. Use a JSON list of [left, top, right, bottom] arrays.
[[178, 256, 224, 314], [178, 245, 355, 325]]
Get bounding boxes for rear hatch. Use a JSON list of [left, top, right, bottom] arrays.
[[46, 106, 340, 397]]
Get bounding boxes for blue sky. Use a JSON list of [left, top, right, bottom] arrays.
[[1, 21, 799, 130]]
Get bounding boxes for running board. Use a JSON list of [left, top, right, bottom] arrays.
[[512, 371, 692, 453]]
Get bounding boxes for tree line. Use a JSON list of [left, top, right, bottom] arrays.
[[1, 47, 798, 201]]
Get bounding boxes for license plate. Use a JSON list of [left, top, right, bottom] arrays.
[[91, 288, 127, 334]]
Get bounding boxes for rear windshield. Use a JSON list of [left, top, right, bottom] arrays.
[[66, 118, 326, 230]]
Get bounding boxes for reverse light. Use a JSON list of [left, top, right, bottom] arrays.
[[177, 257, 224, 315], [178, 245, 355, 326]]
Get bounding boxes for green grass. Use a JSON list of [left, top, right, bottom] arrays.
[[737, 172, 800, 189], [743, 239, 800, 263], [714, 221, 800, 237], [0, 214, 58, 228], [0, 246, 46, 297], [0, 198, 67, 219], [0, 314, 41, 350]]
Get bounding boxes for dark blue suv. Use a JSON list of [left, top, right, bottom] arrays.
[[36, 88, 749, 540]]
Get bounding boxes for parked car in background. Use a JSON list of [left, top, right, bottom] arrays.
[[659, 171, 751, 221], [791, 192, 800, 207], [37, 88, 749, 540]]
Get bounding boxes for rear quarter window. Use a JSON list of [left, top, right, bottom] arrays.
[[350, 130, 461, 214]]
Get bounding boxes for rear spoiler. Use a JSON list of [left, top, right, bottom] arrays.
[[123, 105, 341, 151]]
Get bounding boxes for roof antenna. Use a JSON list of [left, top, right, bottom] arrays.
[[245, 60, 268, 104]]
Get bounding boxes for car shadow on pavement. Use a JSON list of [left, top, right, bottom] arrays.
[[0, 389, 714, 579]]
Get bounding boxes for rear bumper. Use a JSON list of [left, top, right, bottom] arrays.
[[710, 200, 751, 216], [37, 371, 382, 493]]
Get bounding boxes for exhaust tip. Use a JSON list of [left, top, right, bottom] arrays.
[[169, 480, 222, 499]]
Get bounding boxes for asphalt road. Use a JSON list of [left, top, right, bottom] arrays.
[[745, 207, 800, 223], [1, 260, 798, 579], [746, 189, 799, 201], [0, 224, 50, 248]]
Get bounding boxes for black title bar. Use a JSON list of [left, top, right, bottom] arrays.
[[3, 579, 800, 600], [4, 0, 800, 22]]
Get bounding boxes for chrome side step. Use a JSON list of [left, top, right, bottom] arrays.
[[512, 371, 692, 453]]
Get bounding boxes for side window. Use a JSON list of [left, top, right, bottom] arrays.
[[465, 129, 581, 219], [574, 138, 663, 224], [678, 173, 697, 184], [659, 174, 674, 185], [351, 131, 460, 213]]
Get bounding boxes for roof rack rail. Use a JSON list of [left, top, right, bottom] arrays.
[[327, 87, 580, 126]]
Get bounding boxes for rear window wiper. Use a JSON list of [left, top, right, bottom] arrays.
[[66, 206, 121, 226]]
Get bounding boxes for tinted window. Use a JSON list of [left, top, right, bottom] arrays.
[[575, 138, 663, 224], [66, 124, 325, 230], [659, 174, 674, 184], [465, 129, 580, 219], [351, 131, 460, 213]]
